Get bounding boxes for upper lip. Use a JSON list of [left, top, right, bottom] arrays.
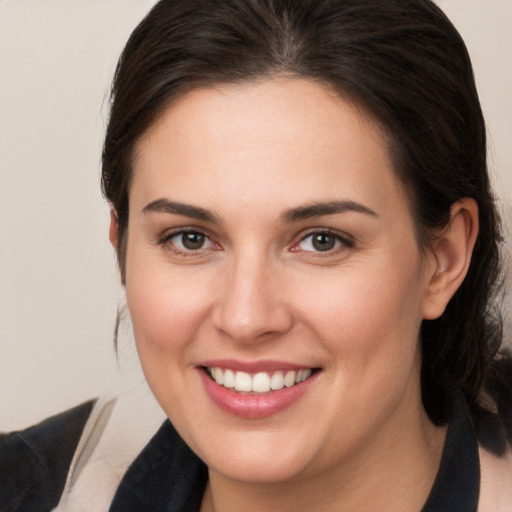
[[197, 359, 318, 373]]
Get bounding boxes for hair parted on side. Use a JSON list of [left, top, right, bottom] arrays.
[[102, 0, 511, 453]]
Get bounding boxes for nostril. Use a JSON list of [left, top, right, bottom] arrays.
[[211, 303, 294, 343]]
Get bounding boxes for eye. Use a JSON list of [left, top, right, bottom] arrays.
[[293, 230, 352, 253], [162, 230, 218, 253]]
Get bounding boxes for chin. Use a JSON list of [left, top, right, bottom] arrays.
[[208, 449, 312, 484], [186, 424, 320, 484]]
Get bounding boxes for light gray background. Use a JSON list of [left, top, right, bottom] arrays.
[[1, 0, 511, 430]]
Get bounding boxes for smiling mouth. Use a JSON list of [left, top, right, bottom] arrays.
[[204, 367, 318, 394]]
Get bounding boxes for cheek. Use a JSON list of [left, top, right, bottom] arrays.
[[124, 262, 218, 423], [128, 282, 204, 339], [125, 249, 214, 363], [291, 254, 425, 369]]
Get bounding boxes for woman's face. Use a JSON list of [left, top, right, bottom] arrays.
[[125, 78, 436, 483]]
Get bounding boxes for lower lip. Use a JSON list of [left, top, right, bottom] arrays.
[[198, 369, 319, 419]]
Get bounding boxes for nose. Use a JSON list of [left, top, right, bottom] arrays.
[[211, 254, 293, 344]]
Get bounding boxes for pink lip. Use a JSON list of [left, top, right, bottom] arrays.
[[197, 366, 320, 419], [198, 359, 311, 373]]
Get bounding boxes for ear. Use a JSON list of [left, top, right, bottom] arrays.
[[109, 209, 119, 249], [422, 198, 479, 320]]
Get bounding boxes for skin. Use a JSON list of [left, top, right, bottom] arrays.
[[111, 78, 478, 511]]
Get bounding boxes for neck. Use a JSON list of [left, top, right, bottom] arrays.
[[201, 398, 446, 512]]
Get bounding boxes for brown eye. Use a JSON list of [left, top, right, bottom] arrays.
[[181, 232, 205, 250], [312, 233, 336, 251], [294, 231, 350, 254], [165, 230, 216, 253]]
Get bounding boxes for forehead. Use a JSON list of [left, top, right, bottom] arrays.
[[131, 78, 407, 219]]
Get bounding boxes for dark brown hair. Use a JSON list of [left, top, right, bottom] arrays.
[[102, 0, 511, 452]]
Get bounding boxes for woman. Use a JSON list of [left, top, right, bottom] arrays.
[[2, 0, 511, 510]]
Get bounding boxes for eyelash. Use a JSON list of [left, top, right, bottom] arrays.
[[158, 228, 354, 257], [292, 229, 354, 255], [157, 228, 220, 257]]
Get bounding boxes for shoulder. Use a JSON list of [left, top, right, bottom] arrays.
[[54, 383, 166, 510], [0, 400, 94, 512], [478, 443, 512, 512]]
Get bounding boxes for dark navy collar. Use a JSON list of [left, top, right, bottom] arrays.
[[422, 394, 480, 511], [109, 420, 207, 512], [110, 396, 480, 512]]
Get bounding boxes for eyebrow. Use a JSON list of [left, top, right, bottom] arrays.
[[142, 198, 377, 225], [280, 200, 378, 223], [142, 198, 222, 224]]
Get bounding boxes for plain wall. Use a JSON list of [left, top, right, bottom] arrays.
[[0, 0, 511, 431]]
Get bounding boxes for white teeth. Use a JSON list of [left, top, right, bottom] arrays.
[[270, 371, 285, 390], [212, 367, 224, 385], [284, 370, 296, 387], [296, 369, 312, 383], [223, 369, 235, 388], [252, 372, 271, 393], [234, 371, 252, 392], [207, 367, 314, 393]]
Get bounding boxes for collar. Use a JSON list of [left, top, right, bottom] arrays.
[[421, 393, 480, 511]]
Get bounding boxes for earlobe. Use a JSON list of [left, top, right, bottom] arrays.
[[422, 198, 479, 320], [109, 209, 120, 249]]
